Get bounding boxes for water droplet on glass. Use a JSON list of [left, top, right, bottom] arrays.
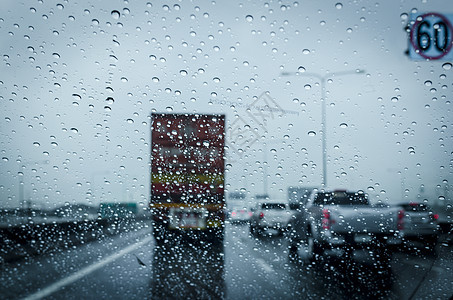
[[106, 97, 114, 105], [340, 123, 348, 128], [442, 62, 452, 70], [424, 80, 432, 86], [308, 131, 316, 136], [213, 77, 220, 83], [180, 70, 188, 76], [298, 66, 306, 73], [166, 106, 173, 112], [33, 142, 40, 147], [72, 94, 81, 100], [70, 128, 78, 133], [304, 84, 311, 90], [111, 10, 120, 19], [126, 119, 134, 124], [391, 97, 398, 102], [335, 3, 343, 9], [302, 49, 310, 54], [152, 77, 159, 82], [245, 15, 253, 22]]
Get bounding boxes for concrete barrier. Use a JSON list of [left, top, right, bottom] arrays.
[[0, 218, 144, 264]]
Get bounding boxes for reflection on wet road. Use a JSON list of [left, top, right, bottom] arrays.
[[151, 241, 225, 299]]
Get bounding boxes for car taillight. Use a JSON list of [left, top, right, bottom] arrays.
[[397, 209, 404, 230], [259, 212, 264, 219], [432, 213, 439, 220], [322, 209, 333, 230], [231, 211, 237, 216], [248, 212, 253, 217]]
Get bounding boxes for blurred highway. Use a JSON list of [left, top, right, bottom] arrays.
[[0, 221, 451, 300]]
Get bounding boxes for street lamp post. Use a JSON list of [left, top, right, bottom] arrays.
[[261, 139, 285, 196], [281, 69, 365, 188]]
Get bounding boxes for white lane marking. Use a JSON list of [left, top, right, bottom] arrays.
[[255, 258, 274, 273], [22, 236, 153, 300]]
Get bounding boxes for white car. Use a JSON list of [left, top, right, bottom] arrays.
[[250, 200, 292, 236], [396, 202, 439, 252], [228, 206, 253, 224]]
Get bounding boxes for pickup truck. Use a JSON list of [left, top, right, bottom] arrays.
[[287, 190, 403, 264]]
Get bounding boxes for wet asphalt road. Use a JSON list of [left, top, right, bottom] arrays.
[[1, 220, 452, 300]]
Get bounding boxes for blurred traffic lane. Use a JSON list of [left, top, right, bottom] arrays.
[[0, 221, 451, 299]]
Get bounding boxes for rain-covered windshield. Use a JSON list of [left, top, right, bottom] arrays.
[[0, 1, 452, 299]]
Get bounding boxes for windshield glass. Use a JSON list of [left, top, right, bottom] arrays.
[[1, 1, 452, 299]]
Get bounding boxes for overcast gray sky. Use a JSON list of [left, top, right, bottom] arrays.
[[1, 0, 452, 209]]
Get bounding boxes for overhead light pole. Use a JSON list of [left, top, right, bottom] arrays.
[[281, 69, 366, 188]]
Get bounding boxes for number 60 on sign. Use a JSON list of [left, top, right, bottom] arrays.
[[409, 12, 453, 61]]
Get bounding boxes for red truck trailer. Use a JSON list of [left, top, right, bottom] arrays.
[[150, 113, 226, 243]]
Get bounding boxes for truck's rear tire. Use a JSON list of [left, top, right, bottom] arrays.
[[288, 239, 300, 260], [306, 236, 323, 261], [206, 228, 225, 245], [424, 236, 438, 257], [250, 225, 257, 236], [374, 248, 392, 272], [152, 223, 168, 245]]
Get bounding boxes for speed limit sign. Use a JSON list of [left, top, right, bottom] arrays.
[[409, 12, 453, 60]]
